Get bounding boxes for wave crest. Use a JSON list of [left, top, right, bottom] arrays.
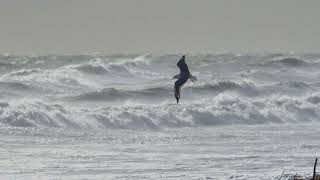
[[1, 93, 319, 129]]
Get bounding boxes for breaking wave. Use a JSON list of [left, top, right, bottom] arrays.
[[1, 93, 320, 129]]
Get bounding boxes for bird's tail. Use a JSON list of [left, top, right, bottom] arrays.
[[174, 85, 180, 103], [189, 74, 197, 82]]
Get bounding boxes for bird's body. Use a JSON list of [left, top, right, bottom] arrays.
[[172, 56, 197, 103]]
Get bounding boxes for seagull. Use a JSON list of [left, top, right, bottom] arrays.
[[172, 55, 197, 103]]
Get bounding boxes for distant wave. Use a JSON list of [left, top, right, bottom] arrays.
[[188, 81, 242, 91], [67, 87, 171, 102], [278, 81, 313, 90], [307, 95, 320, 104], [67, 81, 259, 102], [4, 69, 41, 77], [1, 67, 95, 88], [58, 80, 315, 103], [74, 63, 109, 75], [269, 57, 306, 66], [68, 57, 162, 80], [0, 81, 34, 90]]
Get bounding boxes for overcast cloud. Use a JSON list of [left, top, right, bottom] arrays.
[[0, 0, 319, 54]]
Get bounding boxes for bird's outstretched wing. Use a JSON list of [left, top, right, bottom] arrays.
[[177, 56, 190, 75]]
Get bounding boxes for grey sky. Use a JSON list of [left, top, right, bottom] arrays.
[[0, 0, 319, 54]]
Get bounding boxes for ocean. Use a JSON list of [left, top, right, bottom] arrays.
[[0, 53, 319, 179]]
